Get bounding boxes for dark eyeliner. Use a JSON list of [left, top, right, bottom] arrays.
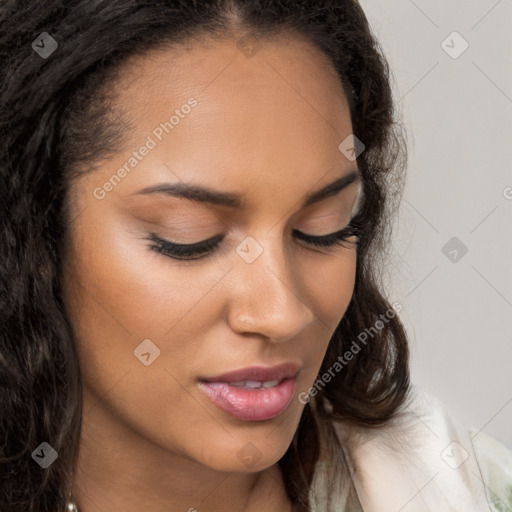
[[293, 224, 359, 249], [147, 232, 224, 261], [147, 222, 359, 261]]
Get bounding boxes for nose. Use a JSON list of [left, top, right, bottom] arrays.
[[226, 234, 316, 342]]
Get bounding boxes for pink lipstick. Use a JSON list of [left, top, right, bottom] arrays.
[[197, 362, 300, 421]]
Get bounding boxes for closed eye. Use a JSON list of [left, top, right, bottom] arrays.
[[146, 223, 359, 261]]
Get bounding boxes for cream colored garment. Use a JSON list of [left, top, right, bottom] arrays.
[[470, 426, 512, 511], [328, 387, 512, 511]]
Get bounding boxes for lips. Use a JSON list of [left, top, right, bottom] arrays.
[[197, 362, 301, 421], [199, 362, 301, 384]]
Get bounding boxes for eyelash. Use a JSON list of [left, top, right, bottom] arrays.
[[147, 223, 360, 261]]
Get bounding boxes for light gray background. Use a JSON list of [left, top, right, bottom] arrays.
[[359, 0, 512, 448]]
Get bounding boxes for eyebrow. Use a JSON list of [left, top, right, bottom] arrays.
[[133, 169, 360, 209]]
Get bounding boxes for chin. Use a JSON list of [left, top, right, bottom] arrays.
[[195, 434, 293, 474]]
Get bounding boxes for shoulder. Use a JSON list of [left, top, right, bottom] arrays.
[[330, 387, 511, 511]]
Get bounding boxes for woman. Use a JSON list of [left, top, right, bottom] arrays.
[[1, 1, 510, 511]]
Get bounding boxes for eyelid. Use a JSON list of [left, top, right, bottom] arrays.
[[155, 205, 359, 246], [294, 224, 349, 239], [151, 224, 351, 248], [147, 219, 359, 261], [149, 232, 224, 249]]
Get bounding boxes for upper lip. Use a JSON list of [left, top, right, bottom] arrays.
[[199, 362, 301, 383]]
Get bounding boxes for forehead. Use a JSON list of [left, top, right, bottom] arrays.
[[111, 34, 352, 134], [89, 35, 356, 208]]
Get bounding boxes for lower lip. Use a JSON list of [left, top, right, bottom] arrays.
[[197, 377, 296, 421]]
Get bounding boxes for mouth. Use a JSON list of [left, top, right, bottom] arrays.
[[197, 362, 301, 421]]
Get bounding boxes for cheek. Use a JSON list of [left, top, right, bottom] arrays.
[[289, 249, 357, 395], [61, 218, 231, 447], [60, 213, 230, 396], [302, 248, 357, 323], [64, 213, 228, 339]]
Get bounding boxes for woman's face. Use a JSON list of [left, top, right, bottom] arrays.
[[62, 35, 361, 475]]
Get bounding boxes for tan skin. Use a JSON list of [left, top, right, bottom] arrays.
[[61, 34, 361, 512]]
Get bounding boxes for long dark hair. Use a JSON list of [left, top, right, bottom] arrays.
[[0, 1, 410, 510]]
